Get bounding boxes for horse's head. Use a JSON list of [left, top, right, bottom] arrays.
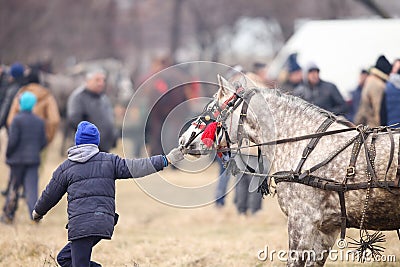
[[179, 74, 246, 155]]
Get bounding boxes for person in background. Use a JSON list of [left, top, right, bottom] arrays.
[[347, 69, 369, 122], [67, 69, 116, 152], [385, 62, 400, 127], [1, 69, 61, 197], [232, 146, 265, 216], [391, 59, 400, 74], [7, 68, 60, 143], [235, 172, 263, 216], [354, 55, 392, 127], [215, 157, 231, 207], [145, 59, 189, 155], [246, 62, 270, 87], [32, 121, 184, 267], [0, 92, 47, 224], [0, 64, 10, 106], [0, 63, 28, 196], [0, 63, 26, 130], [293, 62, 347, 116], [281, 53, 303, 94]]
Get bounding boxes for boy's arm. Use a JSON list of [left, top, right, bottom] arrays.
[[33, 167, 68, 219], [117, 155, 166, 179], [116, 147, 185, 179]]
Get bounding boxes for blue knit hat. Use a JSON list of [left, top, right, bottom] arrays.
[[10, 63, 25, 79], [75, 121, 100, 146], [287, 53, 301, 73], [20, 92, 37, 111]]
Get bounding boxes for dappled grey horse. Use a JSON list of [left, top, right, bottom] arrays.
[[179, 75, 400, 266]]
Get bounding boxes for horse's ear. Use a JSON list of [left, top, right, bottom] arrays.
[[217, 74, 231, 98]]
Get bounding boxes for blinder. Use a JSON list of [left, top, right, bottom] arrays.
[[184, 85, 247, 149]]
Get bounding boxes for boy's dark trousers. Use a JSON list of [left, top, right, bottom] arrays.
[[2, 164, 39, 221], [57, 236, 102, 267]]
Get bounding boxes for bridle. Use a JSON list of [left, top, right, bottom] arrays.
[[184, 83, 251, 157]]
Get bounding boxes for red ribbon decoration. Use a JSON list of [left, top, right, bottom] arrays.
[[201, 122, 218, 147]]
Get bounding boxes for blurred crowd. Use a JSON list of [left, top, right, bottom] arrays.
[[225, 53, 400, 129], [1, 52, 399, 223], [278, 53, 400, 128]]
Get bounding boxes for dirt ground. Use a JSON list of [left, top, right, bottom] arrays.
[[0, 131, 399, 267]]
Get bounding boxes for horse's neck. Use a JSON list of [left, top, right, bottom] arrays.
[[250, 91, 329, 141], [246, 91, 335, 172]]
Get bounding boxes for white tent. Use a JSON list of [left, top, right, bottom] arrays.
[[268, 19, 400, 99]]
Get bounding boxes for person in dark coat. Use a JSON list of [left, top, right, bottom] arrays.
[[0, 63, 26, 129], [145, 62, 190, 155], [281, 53, 303, 94], [67, 70, 116, 152], [0, 92, 47, 224], [0, 64, 10, 105], [347, 69, 369, 122], [293, 62, 348, 116], [385, 67, 400, 127], [0, 63, 28, 196], [32, 121, 184, 267]]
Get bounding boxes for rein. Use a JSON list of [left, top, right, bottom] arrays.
[[186, 126, 363, 155]]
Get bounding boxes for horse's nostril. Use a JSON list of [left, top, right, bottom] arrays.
[[189, 144, 196, 149]]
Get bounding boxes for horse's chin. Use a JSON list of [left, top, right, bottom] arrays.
[[184, 144, 210, 159], [186, 154, 201, 159]]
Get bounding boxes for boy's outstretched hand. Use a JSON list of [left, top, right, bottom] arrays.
[[166, 146, 185, 165], [32, 210, 43, 222]]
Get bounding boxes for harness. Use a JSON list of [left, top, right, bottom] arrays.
[[185, 85, 263, 172], [185, 86, 400, 260]]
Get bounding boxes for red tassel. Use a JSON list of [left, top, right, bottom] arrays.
[[201, 122, 218, 147]]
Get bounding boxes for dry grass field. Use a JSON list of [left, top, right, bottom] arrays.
[[0, 131, 399, 267]]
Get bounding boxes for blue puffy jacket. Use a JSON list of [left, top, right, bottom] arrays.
[[34, 144, 165, 240], [6, 111, 47, 165], [385, 74, 400, 127]]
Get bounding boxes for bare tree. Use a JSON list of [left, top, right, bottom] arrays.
[[1, 0, 399, 69], [170, 0, 184, 63], [355, 0, 391, 18]]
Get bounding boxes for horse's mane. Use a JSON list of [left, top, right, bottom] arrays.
[[252, 87, 338, 123]]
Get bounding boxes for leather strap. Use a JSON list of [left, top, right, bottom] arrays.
[[294, 118, 335, 174], [274, 173, 400, 192], [384, 127, 395, 184], [299, 134, 359, 179], [237, 90, 257, 173], [395, 136, 400, 187], [345, 133, 366, 180], [338, 191, 347, 240]]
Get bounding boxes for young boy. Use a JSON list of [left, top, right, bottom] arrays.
[[32, 120, 184, 267], [0, 91, 47, 224]]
